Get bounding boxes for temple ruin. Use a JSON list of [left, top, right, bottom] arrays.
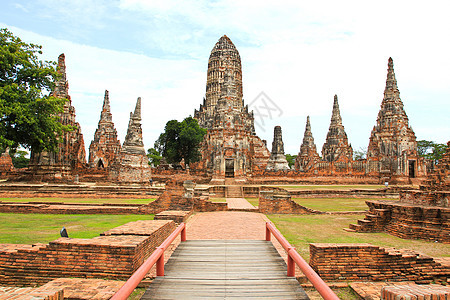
[[193, 35, 270, 183], [295, 116, 320, 172], [266, 126, 290, 171], [88, 90, 121, 169], [28, 54, 86, 180]]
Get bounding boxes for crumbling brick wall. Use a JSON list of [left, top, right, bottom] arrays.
[[259, 187, 323, 214]]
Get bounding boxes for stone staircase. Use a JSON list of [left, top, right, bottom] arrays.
[[348, 208, 391, 232], [225, 185, 243, 198]]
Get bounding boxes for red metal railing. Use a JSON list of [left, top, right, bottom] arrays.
[[266, 221, 340, 300], [111, 223, 186, 300]]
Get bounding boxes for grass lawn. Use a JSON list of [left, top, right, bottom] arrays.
[[245, 198, 259, 207], [0, 213, 154, 244], [272, 185, 385, 190], [292, 197, 382, 212], [210, 198, 227, 202], [0, 197, 156, 205], [268, 214, 450, 260]]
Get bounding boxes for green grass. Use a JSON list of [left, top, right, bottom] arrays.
[[210, 198, 227, 202], [271, 185, 385, 190], [268, 214, 450, 260], [0, 197, 156, 205], [292, 197, 382, 212], [0, 213, 154, 244], [245, 198, 259, 207]]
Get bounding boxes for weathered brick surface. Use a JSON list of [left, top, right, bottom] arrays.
[[310, 243, 449, 283], [0, 220, 175, 286], [154, 210, 192, 223], [258, 187, 323, 214], [381, 283, 450, 300], [350, 200, 450, 243], [0, 285, 63, 299]]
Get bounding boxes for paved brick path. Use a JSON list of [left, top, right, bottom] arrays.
[[225, 198, 257, 210]]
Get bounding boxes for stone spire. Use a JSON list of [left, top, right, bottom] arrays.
[[295, 116, 320, 171], [321, 95, 353, 162], [194, 35, 243, 129], [88, 90, 121, 168], [29, 53, 86, 177], [266, 126, 290, 171], [367, 57, 417, 159], [122, 97, 145, 155]]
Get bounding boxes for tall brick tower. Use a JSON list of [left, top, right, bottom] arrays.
[[29, 53, 86, 179], [88, 90, 121, 168], [193, 36, 270, 183], [266, 126, 290, 171], [322, 95, 353, 162], [295, 116, 320, 171], [367, 58, 424, 178]]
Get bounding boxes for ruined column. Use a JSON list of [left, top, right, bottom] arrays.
[[295, 116, 320, 171], [266, 126, 290, 171]]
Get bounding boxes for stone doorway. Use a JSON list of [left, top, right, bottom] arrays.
[[408, 160, 416, 178], [225, 159, 234, 178], [97, 159, 105, 168]]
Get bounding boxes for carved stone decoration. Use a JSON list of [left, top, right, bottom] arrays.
[[88, 90, 121, 168], [367, 58, 425, 178], [266, 126, 290, 171], [29, 53, 86, 179], [192, 35, 270, 183], [109, 97, 151, 183], [321, 95, 353, 162], [295, 116, 320, 171]]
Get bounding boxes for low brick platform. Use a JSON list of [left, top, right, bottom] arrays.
[[381, 283, 450, 300], [0, 220, 175, 286], [38, 278, 125, 300], [0, 284, 63, 299], [310, 243, 449, 283], [154, 210, 192, 223]]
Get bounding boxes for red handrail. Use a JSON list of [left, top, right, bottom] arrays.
[[111, 223, 186, 300], [266, 222, 339, 300]]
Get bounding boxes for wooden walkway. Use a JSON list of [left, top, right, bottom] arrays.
[[142, 240, 309, 299]]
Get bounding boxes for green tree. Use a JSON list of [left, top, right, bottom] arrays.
[[11, 149, 29, 168], [354, 147, 367, 160], [285, 154, 297, 168], [147, 147, 162, 166], [0, 28, 68, 153], [156, 117, 206, 165], [417, 140, 446, 164]]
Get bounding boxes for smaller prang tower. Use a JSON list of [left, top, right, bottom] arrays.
[[88, 90, 121, 168], [321, 95, 353, 162], [109, 97, 151, 183], [367, 57, 425, 179], [295, 116, 320, 171], [266, 126, 290, 171]]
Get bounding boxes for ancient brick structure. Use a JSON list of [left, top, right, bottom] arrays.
[[0, 220, 175, 286], [423, 140, 450, 191], [29, 54, 86, 180], [0, 148, 14, 174], [367, 57, 426, 179], [295, 116, 320, 171], [310, 243, 449, 283], [109, 97, 151, 183], [88, 90, 121, 169], [193, 36, 270, 183], [322, 95, 353, 162], [266, 126, 290, 171], [259, 186, 323, 214]]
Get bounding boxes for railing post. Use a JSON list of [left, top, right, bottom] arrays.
[[156, 247, 164, 276], [287, 247, 295, 277], [265, 223, 271, 241], [181, 224, 186, 242]]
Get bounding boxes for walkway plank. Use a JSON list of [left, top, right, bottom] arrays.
[[142, 240, 309, 299]]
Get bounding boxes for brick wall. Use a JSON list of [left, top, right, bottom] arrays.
[[0, 220, 175, 286], [258, 187, 323, 214], [310, 243, 449, 283]]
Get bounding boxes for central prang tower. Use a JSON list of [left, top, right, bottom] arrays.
[[194, 35, 270, 183]]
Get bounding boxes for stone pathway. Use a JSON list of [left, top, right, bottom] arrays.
[[225, 198, 257, 210]]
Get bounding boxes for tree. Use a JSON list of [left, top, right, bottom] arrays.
[[285, 154, 297, 168], [156, 117, 206, 165], [11, 149, 29, 168], [417, 140, 446, 164], [0, 28, 68, 153], [147, 147, 162, 166], [354, 147, 367, 160]]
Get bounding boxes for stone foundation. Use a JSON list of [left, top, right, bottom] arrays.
[[0, 220, 175, 286], [310, 243, 449, 283], [154, 210, 193, 223], [258, 187, 323, 214], [381, 283, 450, 300]]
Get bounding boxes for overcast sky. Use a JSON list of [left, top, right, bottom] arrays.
[[1, 0, 449, 156]]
